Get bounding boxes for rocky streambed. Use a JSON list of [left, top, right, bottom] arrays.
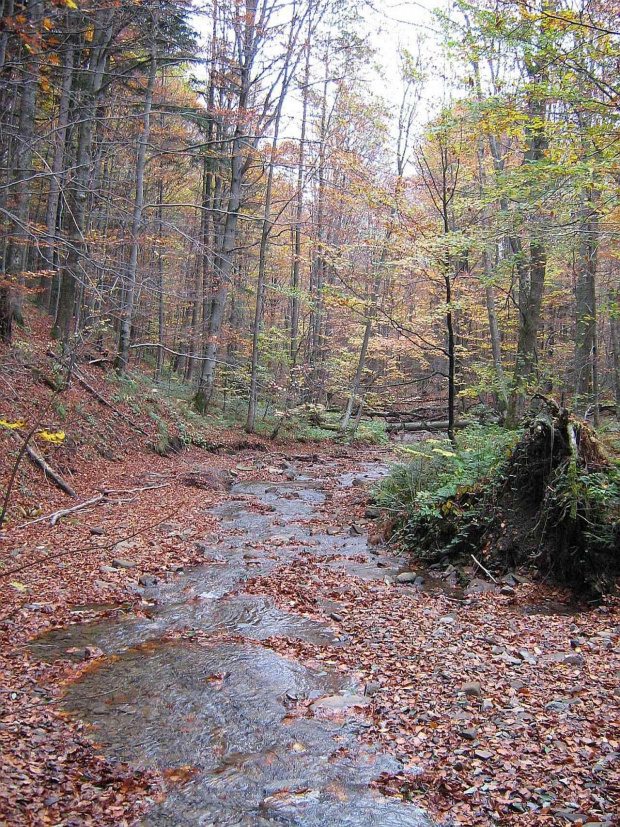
[[33, 463, 433, 826]]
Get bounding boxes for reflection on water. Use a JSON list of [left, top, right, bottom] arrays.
[[35, 468, 431, 826]]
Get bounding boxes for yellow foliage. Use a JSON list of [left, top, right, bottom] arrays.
[[38, 429, 66, 444], [0, 419, 26, 429]]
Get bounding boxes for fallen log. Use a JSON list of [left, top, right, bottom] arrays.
[[387, 419, 473, 433], [8, 432, 77, 498], [45, 351, 149, 437]]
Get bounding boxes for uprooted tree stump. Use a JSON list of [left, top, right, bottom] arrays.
[[399, 401, 619, 595], [499, 404, 618, 593]]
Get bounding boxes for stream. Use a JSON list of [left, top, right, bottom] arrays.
[[33, 462, 433, 826]]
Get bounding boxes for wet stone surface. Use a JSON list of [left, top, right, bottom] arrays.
[[34, 466, 432, 826]]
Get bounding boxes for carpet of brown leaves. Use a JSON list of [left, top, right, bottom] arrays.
[[246, 555, 620, 826], [1, 318, 619, 826]]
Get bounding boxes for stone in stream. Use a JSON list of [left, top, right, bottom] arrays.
[[396, 571, 418, 584], [465, 577, 496, 594], [310, 694, 370, 713], [461, 681, 482, 697], [364, 680, 381, 697], [111, 558, 136, 569], [562, 653, 583, 666]]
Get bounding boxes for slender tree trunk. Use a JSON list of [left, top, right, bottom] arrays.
[[246, 65, 290, 431], [53, 14, 113, 343], [573, 187, 599, 420], [505, 87, 548, 425], [291, 30, 311, 364], [476, 137, 507, 411], [196, 0, 258, 412], [38, 38, 74, 312], [155, 178, 165, 381], [116, 52, 157, 373], [1, 0, 40, 341], [610, 287, 620, 420]]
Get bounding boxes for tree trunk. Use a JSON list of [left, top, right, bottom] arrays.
[[196, 0, 258, 412], [291, 30, 311, 365], [53, 13, 113, 343], [573, 188, 599, 421], [38, 38, 74, 313], [116, 51, 157, 373], [610, 287, 620, 420], [1, 0, 40, 341]]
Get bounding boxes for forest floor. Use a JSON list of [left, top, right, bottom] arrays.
[[1, 323, 619, 826]]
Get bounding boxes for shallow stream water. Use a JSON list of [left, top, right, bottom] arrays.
[[34, 463, 433, 827]]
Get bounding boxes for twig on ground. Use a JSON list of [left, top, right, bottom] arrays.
[[471, 553, 498, 584]]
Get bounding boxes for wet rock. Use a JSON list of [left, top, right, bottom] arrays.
[[465, 577, 496, 594], [112, 558, 136, 569], [364, 507, 382, 519], [500, 652, 522, 666], [563, 653, 583, 666], [396, 571, 418, 584], [545, 698, 571, 712], [184, 468, 233, 491], [461, 681, 482, 697], [138, 574, 158, 587], [90, 703, 109, 715], [310, 694, 370, 712], [414, 575, 425, 586], [90, 526, 105, 536], [517, 649, 537, 665], [349, 523, 364, 536]]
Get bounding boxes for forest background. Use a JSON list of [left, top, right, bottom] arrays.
[[1, 0, 619, 440]]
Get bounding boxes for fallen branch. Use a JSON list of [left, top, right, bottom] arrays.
[[23, 437, 77, 498], [0, 505, 181, 582], [45, 350, 148, 436], [11, 483, 171, 531], [4, 430, 76, 508], [14, 495, 107, 530], [471, 554, 498, 584], [387, 419, 473, 433]]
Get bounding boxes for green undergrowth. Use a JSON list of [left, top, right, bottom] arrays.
[[376, 416, 620, 594], [100, 370, 389, 449]]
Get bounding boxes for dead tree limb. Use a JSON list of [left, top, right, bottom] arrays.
[[6, 431, 77, 499]]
